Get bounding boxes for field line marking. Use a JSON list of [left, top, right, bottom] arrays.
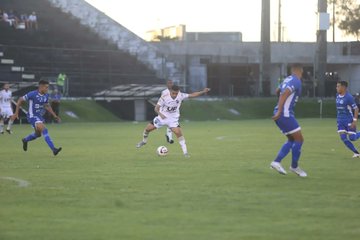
[[0, 177, 31, 188], [216, 136, 226, 140]]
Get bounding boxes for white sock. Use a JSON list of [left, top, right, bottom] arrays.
[[143, 130, 149, 143], [178, 136, 188, 154], [167, 128, 173, 140], [7, 119, 13, 130]]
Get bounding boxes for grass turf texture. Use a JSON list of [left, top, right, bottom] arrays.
[[1, 119, 360, 240]]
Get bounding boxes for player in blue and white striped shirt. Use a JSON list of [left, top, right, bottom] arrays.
[[336, 81, 360, 157], [271, 64, 307, 177], [12, 80, 62, 156]]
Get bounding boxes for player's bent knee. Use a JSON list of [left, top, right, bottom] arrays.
[[349, 134, 357, 141]]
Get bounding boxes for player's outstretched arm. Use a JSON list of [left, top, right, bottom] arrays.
[[45, 103, 61, 122], [272, 88, 292, 120], [12, 97, 25, 120], [188, 88, 211, 98]]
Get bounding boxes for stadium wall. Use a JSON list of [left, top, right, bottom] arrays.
[[154, 41, 360, 96]]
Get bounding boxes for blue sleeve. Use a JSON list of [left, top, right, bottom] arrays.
[[285, 80, 299, 93], [23, 91, 34, 102], [348, 95, 358, 110]]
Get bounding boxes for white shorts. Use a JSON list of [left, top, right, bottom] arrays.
[[0, 107, 13, 119], [152, 116, 180, 129]]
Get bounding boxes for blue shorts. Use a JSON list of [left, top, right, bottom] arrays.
[[337, 118, 356, 135], [275, 115, 301, 135], [27, 116, 45, 128]]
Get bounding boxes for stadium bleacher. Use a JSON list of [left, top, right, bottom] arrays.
[[0, 0, 162, 96]]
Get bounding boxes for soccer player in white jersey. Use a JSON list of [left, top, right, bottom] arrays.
[[162, 79, 175, 144], [136, 85, 210, 157], [0, 83, 15, 134]]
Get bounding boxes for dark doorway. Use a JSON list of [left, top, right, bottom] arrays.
[[207, 64, 257, 96]]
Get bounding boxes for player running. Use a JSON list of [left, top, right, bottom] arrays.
[[162, 79, 175, 144], [12, 80, 62, 156], [0, 83, 15, 134], [271, 64, 307, 177], [136, 85, 210, 157], [335, 81, 360, 157]]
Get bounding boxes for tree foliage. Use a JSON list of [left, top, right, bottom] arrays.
[[329, 0, 360, 40]]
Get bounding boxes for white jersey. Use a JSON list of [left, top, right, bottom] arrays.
[[0, 90, 12, 108], [157, 91, 189, 119]]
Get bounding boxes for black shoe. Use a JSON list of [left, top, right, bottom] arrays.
[[0, 131, 4, 134], [22, 138, 28, 151], [53, 147, 62, 156], [6, 129, 12, 134], [165, 135, 174, 144]]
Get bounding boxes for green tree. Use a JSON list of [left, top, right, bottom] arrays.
[[329, 0, 360, 40]]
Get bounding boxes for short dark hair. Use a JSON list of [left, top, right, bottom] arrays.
[[38, 80, 49, 85], [171, 85, 180, 92], [338, 80, 348, 87]]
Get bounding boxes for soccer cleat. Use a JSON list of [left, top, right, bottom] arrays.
[[6, 129, 12, 134], [289, 166, 307, 177], [53, 147, 62, 156], [270, 161, 287, 175], [0, 131, 4, 134], [136, 141, 146, 148], [352, 153, 360, 158], [22, 138, 28, 151], [184, 153, 191, 158], [165, 135, 174, 144]]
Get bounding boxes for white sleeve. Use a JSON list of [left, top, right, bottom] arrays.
[[180, 93, 189, 101], [157, 96, 165, 106]]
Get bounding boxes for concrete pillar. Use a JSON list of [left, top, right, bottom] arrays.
[[316, 0, 328, 97], [134, 100, 146, 121], [260, 0, 271, 96]]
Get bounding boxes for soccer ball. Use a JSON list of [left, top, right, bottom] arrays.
[[156, 146, 168, 156]]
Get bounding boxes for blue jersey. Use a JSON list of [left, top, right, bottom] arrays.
[[274, 75, 302, 117], [336, 92, 357, 121], [23, 90, 49, 118]]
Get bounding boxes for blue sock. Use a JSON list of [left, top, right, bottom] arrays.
[[341, 134, 359, 154], [274, 141, 293, 163], [291, 141, 303, 168], [24, 133, 39, 142], [42, 128, 55, 151]]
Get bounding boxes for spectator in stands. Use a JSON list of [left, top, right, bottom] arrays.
[[57, 73, 67, 95], [7, 10, 19, 28], [28, 12, 38, 30], [2, 11, 16, 27], [20, 13, 29, 29]]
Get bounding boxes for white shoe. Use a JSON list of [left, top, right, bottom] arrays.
[[352, 153, 360, 158], [136, 141, 146, 148], [184, 153, 190, 158], [270, 161, 287, 175], [289, 166, 307, 177]]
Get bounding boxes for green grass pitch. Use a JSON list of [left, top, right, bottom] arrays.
[[1, 119, 360, 240]]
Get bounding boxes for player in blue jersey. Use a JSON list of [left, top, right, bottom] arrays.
[[271, 64, 307, 177], [12, 80, 62, 156], [335, 81, 360, 157]]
